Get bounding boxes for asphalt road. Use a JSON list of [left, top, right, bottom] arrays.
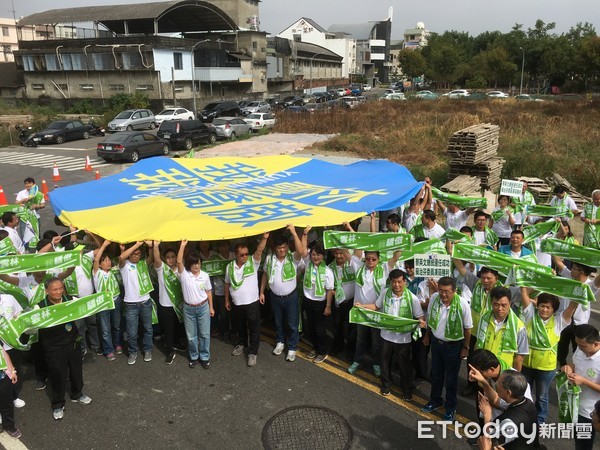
[[0, 138, 598, 449]]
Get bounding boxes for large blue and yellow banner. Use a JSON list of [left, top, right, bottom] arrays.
[[50, 156, 422, 242]]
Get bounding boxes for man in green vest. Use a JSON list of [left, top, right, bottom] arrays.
[[580, 189, 600, 249], [475, 286, 529, 371]]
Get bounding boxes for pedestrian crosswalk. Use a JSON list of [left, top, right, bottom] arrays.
[[0, 151, 111, 171]]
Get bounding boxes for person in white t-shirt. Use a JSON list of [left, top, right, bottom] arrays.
[[1, 212, 24, 254], [436, 200, 475, 231], [411, 210, 445, 240], [15, 177, 45, 219], [550, 186, 579, 216], [225, 233, 269, 367], [177, 240, 213, 369], [0, 294, 24, 409]]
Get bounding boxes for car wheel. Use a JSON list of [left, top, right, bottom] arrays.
[[162, 144, 170, 155], [230, 132, 236, 140], [83, 131, 90, 139], [187, 116, 193, 120], [126, 125, 133, 131], [184, 138, 193, 150], [149, 122, 156, 130], [55, 135, 65, 144], [208, 134, 216, 145], [130, 151, 139, 163]]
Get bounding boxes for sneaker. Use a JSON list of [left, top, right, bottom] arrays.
[[247, 354, 257, 367], [347, 362, 360, 374], [53, 407, 64, 420], [81, 348, 87, 360], [272, 342, 285, 356], [94, 347, 103, 356], [306, 350, 317, 359], [421, 402, 443, 413], [373, 364, 381, 377], [71, 395, 92, 405], [380, 386, 391, 396], [13, 398, 25, 408], [127, 352, 137, 365], [35, 380, 47, 391], [232, 345, 245, 356], [402, 394, 413, 402], [166, 352, 176, 365], [173, 344, 187, 352], [286, 350, 296, 362], [200, 360, 210, 370], [314, 354, 328, 364], [189, 360, 198, 368], [6, 428, 21, 439], [442, 409, 455, 421], [115, 346, 123, 355], [106, 353, 116, 362], [144, 351, 152, 362]]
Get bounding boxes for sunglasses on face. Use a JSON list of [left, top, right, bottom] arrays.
[[365, 256, 378, 261]]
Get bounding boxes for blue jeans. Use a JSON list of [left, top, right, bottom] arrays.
[[98, 296, 122, 355], [522, 366, 556, 424], [353, 324, 381, 365], [183, 302, 211, 362], [125, 300, 153, 354], [270, 291, 299, 351], [429, 337, 462, 411]]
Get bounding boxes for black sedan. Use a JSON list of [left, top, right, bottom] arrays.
[[97, 131, 170, 163], [33, 120, 93, 144]]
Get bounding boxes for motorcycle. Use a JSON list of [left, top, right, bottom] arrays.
[[15, 125, 37, 147], [88, 119, 105, 137]]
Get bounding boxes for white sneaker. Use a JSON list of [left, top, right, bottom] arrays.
[[272, 342, 284, 356], [13, 398, 25, 408], [286, 350, 296, 362]]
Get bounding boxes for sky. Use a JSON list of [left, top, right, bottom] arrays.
[[6, 0, 600, 38]]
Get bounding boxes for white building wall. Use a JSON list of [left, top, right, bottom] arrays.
[[154, 48, 193, 82]]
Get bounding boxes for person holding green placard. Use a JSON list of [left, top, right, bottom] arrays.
[[402, 183, 431, 232], [491, 195, 516, 247], [15, 177, 45, 219], [562, 324, 600, 450], [511, 180, 536, 227], [471, 211, 498, 250], [580, 190, 600, 250], [436, 200, 475, 231], [410, 210, 445, 240], [550, 186, 580, 217], [520, 287, 578, 424], [1, 212, 24, 255], [119, 242, 155, 366], [329, 248, 356, 361], [498, 230, 535, 261]]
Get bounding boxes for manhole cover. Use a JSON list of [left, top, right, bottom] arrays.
[[262, 405, 352, 450]]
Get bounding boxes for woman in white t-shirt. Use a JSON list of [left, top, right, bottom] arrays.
[[177, 240, 213, 369], [490, 195, 516, 246]]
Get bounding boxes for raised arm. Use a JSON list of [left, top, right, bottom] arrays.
[[299, 226, 311, 258], [387, 250, 402, 270], [119, 241, 143, 268], [253, 232, 270, 263], [287, 224, 303, 260], [369, 212, 378, 232], [176, 240, 187, 274], [520, 286, 534, 310], [552, 254, 566, 274], [152, 240, 162, 270], [436, 198, 447, 214], [93, 239, 111, 275]]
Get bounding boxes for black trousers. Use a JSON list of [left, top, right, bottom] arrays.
[[157, 304, 185, 352], [304, 299, 328, 355], [7, 348, 22, 398], [45, 342, 84, 409], [381, 339, 414, 395], [557, 322, 577, 367], [333, 299, 356, 359], [232, 301, 261, 355], [411, 333, 430, 381], [0, 374, 16, 432], [212, 294, 231, 337], [30, 341, 48, 383]]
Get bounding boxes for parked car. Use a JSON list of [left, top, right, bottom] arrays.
[[97, 131, 170, 162], [414, 90, 441, 100], [211, 117, 252, 139], [362, 84, 372, 91], [486, 91, 509, 98], [33, 119, 94, 144], [241, 101, 271, 115], [282, 105, 309, 114], [340, 96, 361, 108], [238, 100, 252, 109], [199, 101, 241, 122], [107, 109, 156, 132], [443, 89, 470, 98], [336, 88, 347, 97], [282, 96, 304, 107], [154, 108, 194, 125], [244, 113, 277, 131], [157, 119, 217, 150], [515, 94, 544, 102], [381, 93, 406, 101], [304, 103, 328, 113]]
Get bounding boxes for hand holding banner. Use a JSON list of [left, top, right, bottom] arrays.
[[322, 230, 413, 251], [452, 243, 552, 276], [540, 238, 600, 268], [0, 250, 82, 275], [431, 187, 487, 209]]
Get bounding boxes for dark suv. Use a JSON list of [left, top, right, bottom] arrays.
[[156, 120, 217, 150], [199, 101, 241, 122]]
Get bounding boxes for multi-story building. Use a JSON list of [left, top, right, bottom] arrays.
[[403, 22, 430, 50]]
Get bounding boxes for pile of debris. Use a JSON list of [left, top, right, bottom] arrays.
[[548, 173, 591, 208], [443, 123, 505, 195], [516, 173, 590, 207]]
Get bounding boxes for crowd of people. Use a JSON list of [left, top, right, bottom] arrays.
[[0, 177, 599, 449]]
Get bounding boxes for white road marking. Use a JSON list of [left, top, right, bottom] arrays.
[[0, 151, 110, 171], [0, 432, 29, 450]]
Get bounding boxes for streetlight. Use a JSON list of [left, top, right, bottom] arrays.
[[191, 39, 210, 117], [519, 47, 525, 95]]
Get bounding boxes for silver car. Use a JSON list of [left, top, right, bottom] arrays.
[[108, 109, 156, 132], [211, 117, 252, 139], [241, 101, 271, 116]]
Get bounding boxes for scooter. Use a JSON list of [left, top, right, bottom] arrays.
[[88, 119, 105, 137], [15, 125, 37, 147]]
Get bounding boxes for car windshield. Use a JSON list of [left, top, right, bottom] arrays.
[[246, 114, 261, 119], [247, 102, 260, 107], [159, 122, 178, 131], [115, 111, 134, 119], [103, 134, 131, 143], [158, 109, 175, 116], [203, 103, 219, 110], [47, 121, 68, 129], [212, 119, 227, 125]]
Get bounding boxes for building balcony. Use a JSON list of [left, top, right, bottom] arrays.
[[194, 67, 252, 82]]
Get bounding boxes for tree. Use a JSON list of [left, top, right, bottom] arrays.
[[396, 49, 428, 81]]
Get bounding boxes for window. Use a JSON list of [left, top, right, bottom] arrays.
[[140, 111, 149, 118], [79, 84, 94, 91], [136, 85, 154, 91], [109, 84, 125, 91], [252, 42, 258, 50], [173, 52, 183, 70], [2, 27, 8, 37], [31, 83, 45, 90], [2, 45, 11, 53]]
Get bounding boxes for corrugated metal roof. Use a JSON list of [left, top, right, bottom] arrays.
[[292, 41, 342, 60], [327, 23, 377, 40], [18, 1, 238, 34]]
